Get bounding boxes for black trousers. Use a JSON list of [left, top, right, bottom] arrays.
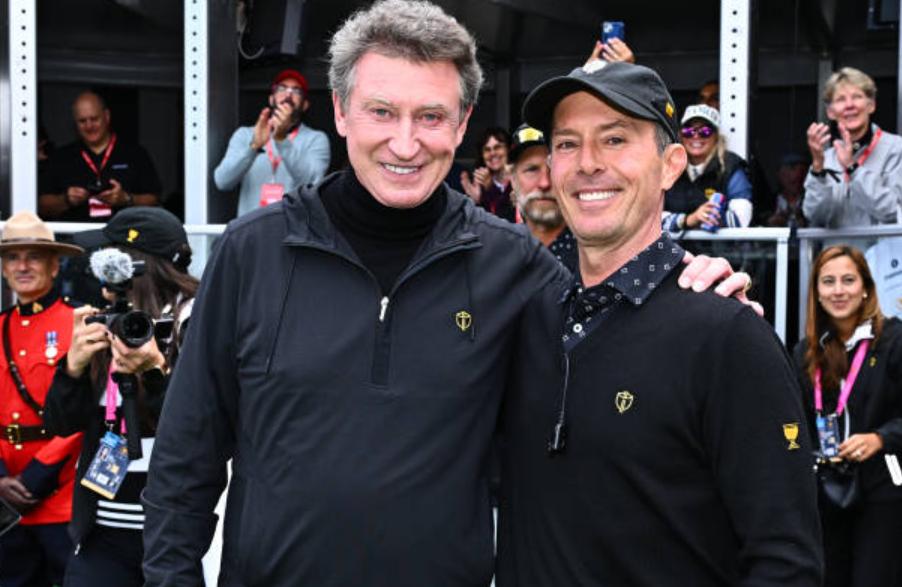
[[0, 523, 71, 587], [821, 497, 902, 587], [63, 526, 144, 587]]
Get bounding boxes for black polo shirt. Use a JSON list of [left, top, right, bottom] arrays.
[[46, 137, 162, 222], [497, 234, 823, 587]]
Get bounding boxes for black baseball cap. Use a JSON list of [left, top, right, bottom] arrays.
[[522, 61, 679, 143], [73, 207, 191, 269], [509, 124, 547, 163]]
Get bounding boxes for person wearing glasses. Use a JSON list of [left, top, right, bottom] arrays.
[[214, 69, 331, 218], [662, 104, 753, 231], [803, 67, 902, 228]]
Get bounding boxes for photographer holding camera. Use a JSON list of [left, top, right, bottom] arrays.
[[43, 207, 196, 586], [39, 91, 162, 221]]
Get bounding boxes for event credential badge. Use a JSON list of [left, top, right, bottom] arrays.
[[816, 413, 841, 458], [80, 431, 129, 499]]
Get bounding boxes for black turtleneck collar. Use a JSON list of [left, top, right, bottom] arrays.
[[17, 288, 60, 316], [320, 169, 447, 294], [852, 124, 875, 153]]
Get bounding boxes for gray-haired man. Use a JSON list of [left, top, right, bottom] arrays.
[[143, 2, 749, 586]]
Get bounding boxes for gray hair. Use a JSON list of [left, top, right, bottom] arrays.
[[654, 124, 674, 154], [328, 0, 483, 114], [823, 67, 877, 103]]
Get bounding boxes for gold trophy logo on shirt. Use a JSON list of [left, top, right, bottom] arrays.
[[615, 390, 634, 414], [783, 422, 800, 450], [455, 311, 472, 332]]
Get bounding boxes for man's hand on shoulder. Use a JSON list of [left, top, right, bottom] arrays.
[[678, 253, 764, 316]]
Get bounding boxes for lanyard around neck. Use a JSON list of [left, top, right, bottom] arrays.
[[80, 133, 117, 179], [265, 126, 300, 175], [814, 340, 869, 415]]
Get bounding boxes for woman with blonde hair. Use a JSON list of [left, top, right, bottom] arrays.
[[663, 104, 753, 231], [792, 244, 902, 587]]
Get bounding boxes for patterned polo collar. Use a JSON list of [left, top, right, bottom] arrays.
[[560, 234, 685, 348]]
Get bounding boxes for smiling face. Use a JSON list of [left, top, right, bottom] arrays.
[[73, 94, 111, 150], [481, 136, 509, 173], [680, 119, 717, 165], [817, 255, 866, 326], [548, 91, 685, 254], [1, 248, 59, 304], [333, 52, 472, 209], [827, 82, 875, 140]]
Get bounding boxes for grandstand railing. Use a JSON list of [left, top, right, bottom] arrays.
[[1, 222, 900, 348]]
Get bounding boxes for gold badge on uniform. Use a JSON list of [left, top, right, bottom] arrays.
[[615, 390, 634, 414], [127, 228, 139, 243], [783, 422, 800, 450], [869, 357, 877, 367], [455, 311, 472, 332]]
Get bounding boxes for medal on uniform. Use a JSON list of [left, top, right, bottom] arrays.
[[44, 331, 58, 359]]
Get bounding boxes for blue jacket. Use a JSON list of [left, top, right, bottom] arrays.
[[142, 172, 565, 586]]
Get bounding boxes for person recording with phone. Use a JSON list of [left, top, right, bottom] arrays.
[[40, 91, 162, 221], [214, 69, 331, 217], [43, 208, 197, 586], [804, 67, 902, 228]]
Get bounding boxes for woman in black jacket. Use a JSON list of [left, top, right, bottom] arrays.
[[43, 208, 198, 587], [793, 244, 902, 587]]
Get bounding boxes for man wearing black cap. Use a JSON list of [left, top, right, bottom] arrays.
[[214, 68, 331, 218], [508, 124, 577, 272], [497, 61, 823, 586]]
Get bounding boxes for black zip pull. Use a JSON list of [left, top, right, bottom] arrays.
[[547, 352, 571, 456]]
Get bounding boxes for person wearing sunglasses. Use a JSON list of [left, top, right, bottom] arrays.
[[214, 68, 331, 218], [662, 104, 753, 231]]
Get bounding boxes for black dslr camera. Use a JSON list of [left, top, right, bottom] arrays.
[[85, 249, 173, 349]]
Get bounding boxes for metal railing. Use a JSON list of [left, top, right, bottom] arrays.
[[2, 221, 900, 349]]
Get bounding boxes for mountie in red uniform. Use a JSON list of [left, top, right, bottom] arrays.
[[0, 290, 82, 523]]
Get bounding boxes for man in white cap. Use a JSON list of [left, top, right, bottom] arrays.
[[0, 211, 83, 587]]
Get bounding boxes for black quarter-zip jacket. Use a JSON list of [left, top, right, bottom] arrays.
[[142, 171, 566, 586]]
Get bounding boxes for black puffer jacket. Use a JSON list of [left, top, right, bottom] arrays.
[[142, 172, 565, 587]]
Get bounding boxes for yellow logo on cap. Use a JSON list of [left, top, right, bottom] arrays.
[[517, 127, 543, 143], [665, 102, 675, 118], [127, 229, 139, 243]]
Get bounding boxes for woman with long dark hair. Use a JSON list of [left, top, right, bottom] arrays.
[[460, 126, 515, 221], [793, 245, 902, 587], [43, 208, 198, 586]]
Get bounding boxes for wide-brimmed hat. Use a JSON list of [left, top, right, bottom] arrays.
[[0, 211, 83, 256]]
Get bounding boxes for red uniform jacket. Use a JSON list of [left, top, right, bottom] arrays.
[[0, 292, 82, 525]]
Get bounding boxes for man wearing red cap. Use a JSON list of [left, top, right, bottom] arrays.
[[214, 68, 331, 217]]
